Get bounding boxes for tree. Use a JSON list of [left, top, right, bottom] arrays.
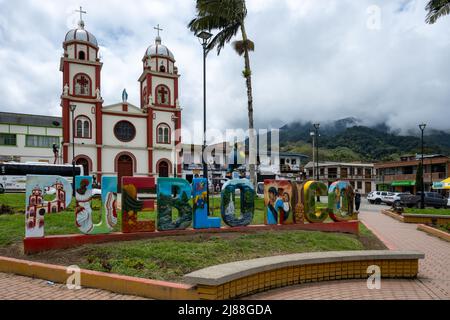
[[188, 0, 257, 187], [416, 162, 424, 193], [425, 0, 450, 24]]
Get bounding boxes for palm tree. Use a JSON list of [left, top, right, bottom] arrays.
[[425, 0, 450, 24], [188, 0, 257, 187]]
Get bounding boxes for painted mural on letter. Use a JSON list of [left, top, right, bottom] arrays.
[[75, 176, 118, 235], [221, 179, 255, 227], [192, 178, 221, 229], [264, 180, 294, 225], [25, 175, 72, 238], [157, 178, 193, 231]]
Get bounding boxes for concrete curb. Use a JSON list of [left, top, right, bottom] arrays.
[[381, 209, 404, 222], [184, 250, 424, 286], [382, 209, 450, 225], [0, 256, 198, 300], [417, 224, 450, 242]]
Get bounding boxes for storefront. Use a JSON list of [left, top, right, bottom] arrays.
[[391, 180, 416, 193]]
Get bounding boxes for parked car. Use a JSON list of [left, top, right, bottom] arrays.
[[367, 191, 390, 204], [400, 192, 448, 209], [382, 192, 411, 207]]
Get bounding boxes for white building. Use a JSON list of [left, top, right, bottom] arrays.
[[60, 18, 182, 187], [304, 161, 376, 194], [0, 112, 62, 163]]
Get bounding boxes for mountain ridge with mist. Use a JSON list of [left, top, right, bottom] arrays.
[[279, 117, 450, 162]]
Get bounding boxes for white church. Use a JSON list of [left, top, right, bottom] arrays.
[[60, 14, 182, 186]]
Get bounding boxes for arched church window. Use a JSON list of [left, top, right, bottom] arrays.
[[156, 85, 170, 106], [76, 120, 83, 137], [74, 73, 91, 96], [78, 51, 86, 60], [159, 65, 166, 73], [157, 123, 170, 144], [75, 116, 91, 139]]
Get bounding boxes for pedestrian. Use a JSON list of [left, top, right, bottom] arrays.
[[355, 189, 361, 213]]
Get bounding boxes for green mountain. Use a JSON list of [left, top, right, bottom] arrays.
[[280, 118, 450, 162]]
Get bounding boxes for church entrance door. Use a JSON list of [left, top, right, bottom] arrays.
[[75, 158, 89, 176], [117, 154, 133, 190], [158, 161, 169, 178]]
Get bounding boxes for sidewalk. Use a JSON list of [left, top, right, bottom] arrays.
[[0, 272, 146, 300], [248, 207, 450, 300]]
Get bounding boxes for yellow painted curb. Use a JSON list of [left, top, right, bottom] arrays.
[[381, 209, 404, 222], [417, 224, 450, 242], [0, 256, 198, 300]]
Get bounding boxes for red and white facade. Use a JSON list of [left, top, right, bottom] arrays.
[[60, 20, 182, 183]]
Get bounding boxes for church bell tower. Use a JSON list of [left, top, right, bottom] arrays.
[[60, 7, 103, 178]]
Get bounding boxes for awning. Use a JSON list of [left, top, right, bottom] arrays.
[[391, 180, 416, 187], [432, 178, 450, 190]]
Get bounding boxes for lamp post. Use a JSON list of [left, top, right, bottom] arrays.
[[419, 123, 427, 209], [313, 123, 320, 202], [197, 30, 213, 214], [310, 131, 315, 179], [69, 104, 77, 197]]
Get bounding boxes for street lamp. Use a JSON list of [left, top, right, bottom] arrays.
[[69, 104, 77, 197], [313, 123, 320, 202], [419, 123, 427, 209], [197, 30, 213, 214], [310, 131, 315, 179]]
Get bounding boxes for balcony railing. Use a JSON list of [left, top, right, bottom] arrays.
[[305, 174, 376, 181], [375, 172, 446, 183]]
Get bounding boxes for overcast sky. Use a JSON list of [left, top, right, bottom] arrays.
[[1, 0, 449, 143]]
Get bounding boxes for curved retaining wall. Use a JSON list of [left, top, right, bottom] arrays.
[[184, 250, 424, 300]]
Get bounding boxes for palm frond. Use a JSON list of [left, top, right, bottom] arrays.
[[188, 0, 247, 54], [425, 0, 450, 24], [207, 23, 241, 54], [232, 39, 255, 56]]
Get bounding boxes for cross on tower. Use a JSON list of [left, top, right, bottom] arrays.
[[76, 75, 89, 95], [157, 86, 169, 104], [154, 24, 163, 37], [75, 6, 87, 21]]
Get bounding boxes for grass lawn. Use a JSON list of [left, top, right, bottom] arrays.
[[0, 193, 386, 282], [404, 208, 450, 216]]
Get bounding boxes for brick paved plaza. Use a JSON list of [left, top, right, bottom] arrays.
[[0, 273, 146, 300], [248, 204, 450, 300], [0, 203, 448, 300]]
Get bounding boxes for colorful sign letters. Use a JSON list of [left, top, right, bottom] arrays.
[[264, 180, 357, 224], [122, 177, 156, 233], [25, 175, 72, 238], [221, 179, 255, 227], [24, 175, 358, 240], [75, 176, 118, 235], [193, 178, 221, 229], [264, 180, 294, 225], [157, 178, 193, 231]]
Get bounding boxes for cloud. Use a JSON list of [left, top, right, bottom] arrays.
[[0, 0, 449, 143]]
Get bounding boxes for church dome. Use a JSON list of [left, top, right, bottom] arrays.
[[145, 36, 174, 60], [64, 20, 98, 47]]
